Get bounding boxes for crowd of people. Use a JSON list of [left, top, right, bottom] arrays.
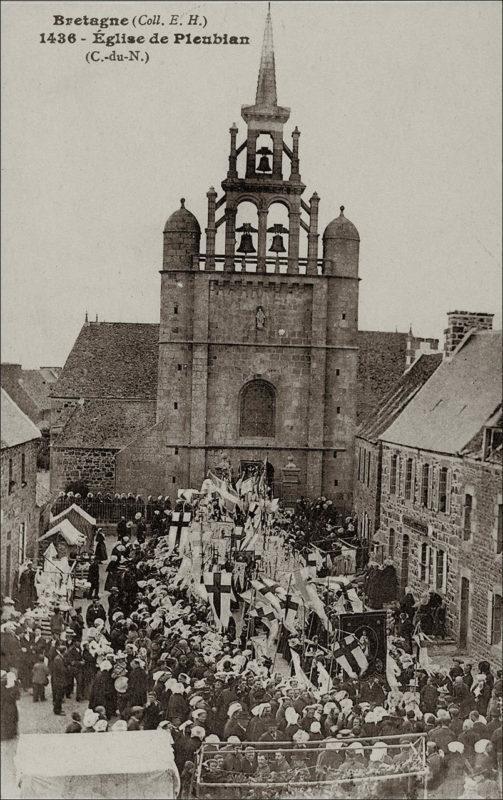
[[1, 501, 502, 800]]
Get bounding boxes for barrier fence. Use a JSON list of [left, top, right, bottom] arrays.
[[193, 733, 428, 799], [51, 493, 172, 524]]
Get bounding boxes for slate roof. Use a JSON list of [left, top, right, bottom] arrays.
[[381, 331, 502, 454], [1, 388, 42, 449], [53, 398, 156, 449], [358, 353, 443, 443], [36, 473, 53, 508], [356, 330, 409, 421], [52, 322, 159, 400], [19, 370, 53, 411]]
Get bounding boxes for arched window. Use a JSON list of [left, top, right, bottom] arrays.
[[239, 380, 275, 438]]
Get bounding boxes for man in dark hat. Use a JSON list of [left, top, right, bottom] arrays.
[[85, 598, 106, 629], [63, 634, 84, 701]]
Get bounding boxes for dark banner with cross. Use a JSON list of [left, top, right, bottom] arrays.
[[335, 610, 387, 675]]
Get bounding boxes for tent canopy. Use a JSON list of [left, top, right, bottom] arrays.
[[15, 732, 180, 799], [38, 518, 86, 547], [50, 502, 96, 526]]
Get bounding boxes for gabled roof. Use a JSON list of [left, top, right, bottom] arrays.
[[54, 398, 156, 449], [381, 331, 502, 454], [1, 388, 41, 449], [358, 353, 443, 443], [39, 518, 86, 547], [51, 322, 159, 400], [50, 503, 96, 526], [19, 370, 54, 411]]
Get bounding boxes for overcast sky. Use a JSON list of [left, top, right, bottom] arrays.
[[2, 0, 501, 368]]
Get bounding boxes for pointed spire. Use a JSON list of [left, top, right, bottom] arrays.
[[85, 310, 88, 323], [256, 7, 277, 108]]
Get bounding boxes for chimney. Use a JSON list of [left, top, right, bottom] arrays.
[[444, 310, 494, 357]]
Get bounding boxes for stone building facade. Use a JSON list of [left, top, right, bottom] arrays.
[[353, 351, 442, 545], [116, 11, 361, 506], [377, 328, 502, 667], [49, 9, 439, 503], [51, 10, 362, 507], [1, 389, 41, 595]]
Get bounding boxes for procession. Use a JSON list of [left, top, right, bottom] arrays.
[[1, 461, 501, 799]]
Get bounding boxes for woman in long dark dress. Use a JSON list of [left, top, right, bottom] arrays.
[[94, 529, 108, 563], [104, 556, 120, 592], [0, 672, 20, 740]]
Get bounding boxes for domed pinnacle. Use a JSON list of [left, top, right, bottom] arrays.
[[180, 198, 185, 208], [340, 205, 345, 215]]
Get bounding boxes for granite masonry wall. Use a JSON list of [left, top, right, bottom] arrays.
[[379, 443, 502, 668], [51, 447, 117, 493], [1, 440, 39, 595]]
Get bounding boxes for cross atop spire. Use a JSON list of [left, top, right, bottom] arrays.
[[255, 7, 277, 108]]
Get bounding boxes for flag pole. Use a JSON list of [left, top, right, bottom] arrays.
[[245, 588, 256, 644], [272, 574, 292, 673]]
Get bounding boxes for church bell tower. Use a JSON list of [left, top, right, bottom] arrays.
[[155, 6, 360, 508]]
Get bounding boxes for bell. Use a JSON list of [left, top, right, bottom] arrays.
[[256, 146, 273, 173], [269, 234, 286, 253], [236, 222, 257, 254], [237, 233, 256, 254], [267, 223, 289, 254]]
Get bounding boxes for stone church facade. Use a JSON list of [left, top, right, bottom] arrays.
[[115, 11, 359, 506], [51, 11, 438, 505], [50, 11, 359, 505]]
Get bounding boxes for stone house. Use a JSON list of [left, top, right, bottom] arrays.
[[377, 324, 502, 667], [1, 388, 41, 595], [49, 322, 158, 494], [354, 350, 442, 546], [1, 363, 61, 468]]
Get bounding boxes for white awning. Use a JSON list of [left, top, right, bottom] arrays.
[[39, 518, 86, 547]]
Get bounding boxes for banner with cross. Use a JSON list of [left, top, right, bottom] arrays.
[[168, 511, 192, 554], [331, 634, 369, 678], [203, 569, 232, 630]]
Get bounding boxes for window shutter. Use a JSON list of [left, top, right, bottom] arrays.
[[427, 466, 434, 510], [433, 466, 439, 512], [487, 591, 494, 644], [411, 460, 416, 504], [418, 543, 423, 579], [429, 546, 436, 588], [442, 551, 448, 593], [445, 469, 452, 515]]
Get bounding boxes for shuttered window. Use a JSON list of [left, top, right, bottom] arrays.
[[488, 592, 503, 645], [390, 454, 398, 494], [421, 464, 430, 507], [463, 493, 473, 541], [438, 467, 448, 513], [405, 458, 413, 500]]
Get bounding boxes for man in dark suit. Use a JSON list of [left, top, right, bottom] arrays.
[[51, 646, 67, 715]]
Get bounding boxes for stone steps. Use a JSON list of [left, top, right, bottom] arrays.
[[428, 637, 459, 657]]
